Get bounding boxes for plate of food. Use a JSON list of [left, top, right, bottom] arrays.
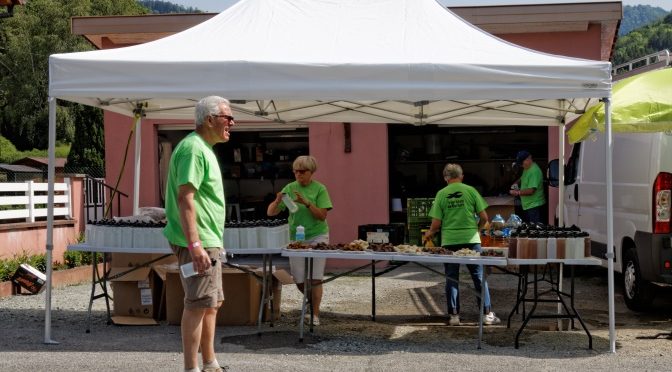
[[453, 248, 481, 257], [286, 242, 311, 250]]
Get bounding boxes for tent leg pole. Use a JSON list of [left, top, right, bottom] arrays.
[[44, 97, 59, 345], [605, 97, 616, 353], [557, 122, 565, 330], [133, 112, 142, 216]]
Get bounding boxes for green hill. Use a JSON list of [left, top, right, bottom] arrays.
[[613, 12, 672, 66], [620, 5, 669, 36], [137, 0, 203, 14]]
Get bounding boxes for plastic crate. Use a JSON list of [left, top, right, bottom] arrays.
[[407, 198, 435, 222], [407, 220, 440, 246]]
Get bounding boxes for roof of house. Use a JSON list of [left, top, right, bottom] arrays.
[[0, 163, 43, 173], [13, 157, 67, 168]]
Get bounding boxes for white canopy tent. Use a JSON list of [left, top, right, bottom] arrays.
[[46, 0, 615, 351]]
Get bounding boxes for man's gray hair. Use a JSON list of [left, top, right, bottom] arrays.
[[195, 96, 230, 128], [443, 163, 463, 180]]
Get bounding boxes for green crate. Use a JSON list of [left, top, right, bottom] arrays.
[[407, 220, 440, 246], [407, 198, 435, 221]]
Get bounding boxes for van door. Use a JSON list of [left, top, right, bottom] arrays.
[[576, 136, 608, 245]]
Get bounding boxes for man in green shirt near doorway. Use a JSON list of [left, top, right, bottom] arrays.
[[510, 150, 546, 224]]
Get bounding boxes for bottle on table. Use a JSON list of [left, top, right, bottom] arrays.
[[296, 225, 305, 241]]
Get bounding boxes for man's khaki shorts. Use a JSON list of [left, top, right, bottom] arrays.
[[171, 245, 224, 309]]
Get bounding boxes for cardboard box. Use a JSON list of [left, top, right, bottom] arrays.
[[11, 264, 46, 294], [163, 266, 292, 326], [110, 252, 175, 269], [110, 266, 159, 325]]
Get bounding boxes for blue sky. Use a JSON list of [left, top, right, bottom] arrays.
[[169, 0, 671, 12]]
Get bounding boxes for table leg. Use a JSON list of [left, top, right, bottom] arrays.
[[478, 264, 486, 349], [269, 254, 275, 328], [309, 258, 314, 333], [257, 254, 268, 336], [86, 252, 97, 334], [507, 268, 528, 328], [569, 265, 592, 349], [299, 257, 309, 342], [515, 265, 539, 349], [371, 260, 376, 321]]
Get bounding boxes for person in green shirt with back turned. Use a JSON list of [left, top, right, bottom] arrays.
[[510, 150, 546, 224], [267, 155, 333, 325], [423, 163, 500, 326]]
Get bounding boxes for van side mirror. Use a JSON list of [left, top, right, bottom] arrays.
[[548, 159, 560, 187], [547, 159, 577, 187]]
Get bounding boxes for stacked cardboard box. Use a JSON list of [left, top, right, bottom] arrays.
[[109, 252, 176, 325], [161, 265, 293, 326]]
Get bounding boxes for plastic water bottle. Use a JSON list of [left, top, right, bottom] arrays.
[[282, 193, 299, 213], [180, 258, 216, 278], [296, 225, 305, 241]]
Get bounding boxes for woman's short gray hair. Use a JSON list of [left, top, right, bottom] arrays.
[[443, 163, 463, 180], [195, 96, 230, 128], [293, 155, 318, 173]]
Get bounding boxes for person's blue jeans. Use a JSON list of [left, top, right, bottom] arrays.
[[443, 243, 491, 315], [525, 205, 544, 224]]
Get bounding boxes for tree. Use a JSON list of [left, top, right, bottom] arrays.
[[0, 0, 147, 170], [138, 0, 203, 14], [613, 11, 672, 66], [620, 5, 669, 36]]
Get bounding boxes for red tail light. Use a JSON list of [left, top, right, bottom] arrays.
[[653, 172, 672, 234]]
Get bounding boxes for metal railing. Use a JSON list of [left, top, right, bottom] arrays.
[[83, 175, 128, 222], [613, 50, 670, 78]]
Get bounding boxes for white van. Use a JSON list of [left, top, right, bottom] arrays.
[[550, 131, 672, 311]]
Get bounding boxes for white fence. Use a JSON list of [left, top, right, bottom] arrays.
[[0, 179, 72, 223]]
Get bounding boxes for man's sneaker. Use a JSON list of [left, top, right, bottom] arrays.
[[483, 311, 501, 325], [449, 314, 460, 326]]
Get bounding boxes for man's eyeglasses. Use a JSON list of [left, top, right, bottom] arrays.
[[293, 169, 310, 174], [211, 114, 235, 122]]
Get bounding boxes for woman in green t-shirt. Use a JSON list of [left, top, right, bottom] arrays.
[[267, 155, 333, 325], [423, 163, 500, 326]]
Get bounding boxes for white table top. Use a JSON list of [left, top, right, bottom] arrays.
[[68, 244, 283, 255], [68, 243, 172, 254], [281, 249, 508, 266], [508, 257, 602, 266]]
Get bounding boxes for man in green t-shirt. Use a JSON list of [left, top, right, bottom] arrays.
[[163, 96, 233, 372], [510, 150, 546, 224], [423, 163, 500, 326]]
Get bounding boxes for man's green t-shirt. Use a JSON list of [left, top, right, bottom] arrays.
[[520, 162, 546, 210], [279, 180, 332, 240], [163, 132, 225, 249], [428, 182, 488, 246]]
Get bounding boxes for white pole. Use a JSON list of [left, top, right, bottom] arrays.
[[605, 97, 616, 353], [133, 114, 142, 216], [557, 122, 565, 330], [44, 97, 58, 344]]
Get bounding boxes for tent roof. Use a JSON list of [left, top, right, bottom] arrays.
[[49, 0, 611, 126]]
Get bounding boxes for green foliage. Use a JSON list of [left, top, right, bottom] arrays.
[[138, 0, 203, 14], [620, 5, 669, 36], [63, 250, 81, 269], [0, 135, 70, 163], [0, 250, 98, 281], [613, 10, 672, 66], [0, 0, 147, 168], [66, 104, 104, 171]]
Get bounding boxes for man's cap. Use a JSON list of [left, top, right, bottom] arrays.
[[515, 150, 531, 166]]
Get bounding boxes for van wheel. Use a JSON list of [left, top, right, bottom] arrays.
[[622, 248, 655, 311]]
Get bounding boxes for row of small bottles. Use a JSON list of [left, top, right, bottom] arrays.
[[224, 219, 290, 249], [508, 224, 590, 259], [87, 219, 166, 228], [85, 222, 169, 249]]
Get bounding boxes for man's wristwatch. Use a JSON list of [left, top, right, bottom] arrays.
[[187, 241, 201, 251]]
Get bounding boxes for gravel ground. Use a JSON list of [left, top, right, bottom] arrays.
[[2, 262, 672, 371]]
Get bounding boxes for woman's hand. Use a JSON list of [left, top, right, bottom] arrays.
[[294, 191, 310, 207]]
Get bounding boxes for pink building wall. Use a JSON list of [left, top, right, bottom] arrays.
[[308, 123, 389, 243]]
